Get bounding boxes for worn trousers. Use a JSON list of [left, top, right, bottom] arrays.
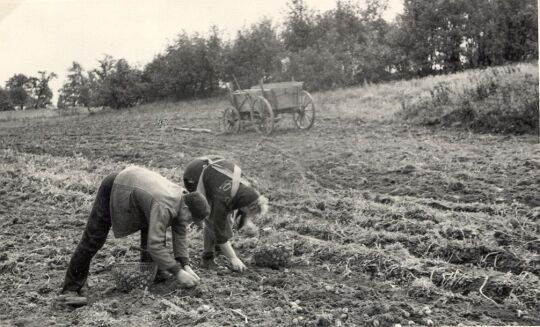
[[62, 173, 119, 292], [62, 172, 157, 292]]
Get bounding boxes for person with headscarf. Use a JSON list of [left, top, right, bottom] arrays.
[[183, 156, 268, 272]]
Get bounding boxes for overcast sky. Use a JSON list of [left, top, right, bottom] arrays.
[[0, 0, 403, 103]]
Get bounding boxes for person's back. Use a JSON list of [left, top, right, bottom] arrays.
[[183, 156, 255, 207], [183, 156, 229, 193], [111, 166, 184, 237]]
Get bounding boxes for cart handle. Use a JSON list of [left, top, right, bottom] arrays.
[[232, 74, 241, 91]]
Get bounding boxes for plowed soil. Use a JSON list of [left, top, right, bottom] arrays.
[[0, 93, 539, 327]]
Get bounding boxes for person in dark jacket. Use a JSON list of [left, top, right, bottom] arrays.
[[183, 156, 268, 272], [57, 166, 210, 307]]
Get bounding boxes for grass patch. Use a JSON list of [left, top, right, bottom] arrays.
[[399, 63, 539, 135]]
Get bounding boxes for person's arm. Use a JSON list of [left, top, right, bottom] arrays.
[[207, 200, 246, 272], [147, 203, 198, 287], [172, 212, 200, 282], [147, 203, 182, 274], [218, 241, 246, 272], [183, 265, 200, 282], [171, 216, 189, 267]]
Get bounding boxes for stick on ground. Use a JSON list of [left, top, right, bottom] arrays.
[[479, 275, 500, 307], [173, 127, 213, 133], [231, 309, 248, 323]]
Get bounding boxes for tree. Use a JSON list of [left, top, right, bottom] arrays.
[[353, 0, 393, 83], [56, 94, 67, 110], [282, 0, 316, 52], [32, 71, 57, 108], [58, 62, 92, 109], [223, 19, 285, 88], [93, 54, 116, 82], [204, 25, 225, 96], [143, 27, 227, 101], [284, 0, 394, 87], [98, 59, 143, 109], [392, 0, 441, 76], [392, 0, 538, 76], [142, 54, 172, 101], [288, 47, 344, 90], [89, 55, 117, 107], [5, 74, 30, 110], [0, 87, 14, 111], [151, 32, 205, 99], [5, 72, 56, 110], [469, 0, 537, 65]]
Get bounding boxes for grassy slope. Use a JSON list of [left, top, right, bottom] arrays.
[[397, 63, 539, 134], [0, 63, 539, 326]]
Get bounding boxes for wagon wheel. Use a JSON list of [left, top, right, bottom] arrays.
[[293, 91, 315, 130], [222, 106, 241, 134], [250, 96, 274, 135]]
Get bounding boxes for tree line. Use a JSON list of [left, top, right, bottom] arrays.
[[1, 0, 536, 111], [0, 72, 57, 111]]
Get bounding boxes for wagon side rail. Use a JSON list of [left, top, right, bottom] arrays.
[[251, 81, 304, 111]]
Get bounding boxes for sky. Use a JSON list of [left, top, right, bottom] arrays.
[[0, 0, 403, 104]]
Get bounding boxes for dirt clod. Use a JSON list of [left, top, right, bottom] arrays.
[[316, 314, 333, 327]]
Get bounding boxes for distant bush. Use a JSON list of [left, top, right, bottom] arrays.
[[0, 88, 14, 111], [399, 65, 539, 135], [96, 59, 143, 109]]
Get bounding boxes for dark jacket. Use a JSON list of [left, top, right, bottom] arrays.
[[183, 157, 259, 244], [110, 166, 188, 272]]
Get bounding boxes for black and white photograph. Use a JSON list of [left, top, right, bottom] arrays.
[[0, 0, 538, 326]]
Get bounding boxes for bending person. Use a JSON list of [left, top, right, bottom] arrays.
[[58, 166, 210, 307], [183, 156, 268, 272]]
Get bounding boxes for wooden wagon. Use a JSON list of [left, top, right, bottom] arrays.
[[222, 81, 315, 135]]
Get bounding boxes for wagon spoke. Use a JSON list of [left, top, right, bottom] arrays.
[[222, 107, 241, 134], [293, 91, 315, 130], [250, 96, 274, 135], [302, 112, 310, 125]]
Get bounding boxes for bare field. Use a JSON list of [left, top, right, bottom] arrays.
[[0, 74, 539, 326]]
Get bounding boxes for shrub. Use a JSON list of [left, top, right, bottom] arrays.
[[0, 88, 14, 111], [399, 65, 539, 135]]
